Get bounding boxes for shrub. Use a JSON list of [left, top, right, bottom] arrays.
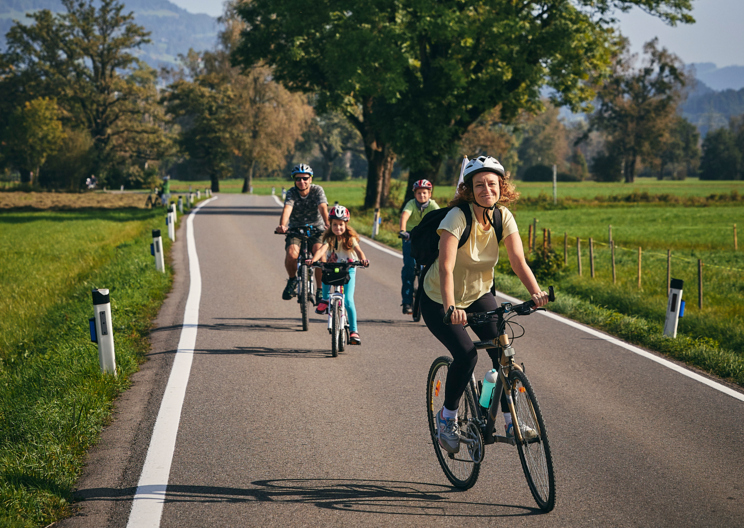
[[522, 164, 553, 182]]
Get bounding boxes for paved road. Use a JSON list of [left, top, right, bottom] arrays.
[[62, 194, 744, 527]]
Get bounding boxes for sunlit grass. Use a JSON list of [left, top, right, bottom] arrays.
[[0, 209, 174, 526]]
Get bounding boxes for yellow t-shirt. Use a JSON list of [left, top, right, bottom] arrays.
[[423, 203, 519, 308]]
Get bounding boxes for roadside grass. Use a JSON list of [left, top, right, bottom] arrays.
[[0, 209, 174, 527]]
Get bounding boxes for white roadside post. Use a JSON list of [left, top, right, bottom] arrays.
[[271, 186, 276, 196], [177, 196, 183, 214], [281, 187, 286, 201], [197, 190, 201, 199], [166, 210, 175, 241], [151, 229, 165, 272], [663, 278, 684, 337], [170, 203, 177, 224], [372, 207, 380, 239], [91, 289, 117, 375], [552, 164, 557, 205]]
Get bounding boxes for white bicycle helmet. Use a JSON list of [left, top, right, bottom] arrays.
[[329, 204, 350, 222], [462, 156, 505, 181]]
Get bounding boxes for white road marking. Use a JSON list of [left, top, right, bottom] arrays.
[[359, 236, 403, 259], [272, 194, 283, 206], [127, 197, 217, 527]]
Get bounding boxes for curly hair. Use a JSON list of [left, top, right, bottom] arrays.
[[449, 170, 520, 208], [322, 222, 360, 252]]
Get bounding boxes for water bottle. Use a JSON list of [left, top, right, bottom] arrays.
[[479, 369, 498, 409]]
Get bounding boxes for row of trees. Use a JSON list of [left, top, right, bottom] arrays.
[[3, 0, 710, 201]]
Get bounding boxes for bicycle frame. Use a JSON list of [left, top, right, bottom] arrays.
[[327, 284, 347, 334]]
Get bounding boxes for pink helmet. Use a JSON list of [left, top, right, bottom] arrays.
[[412, 179, 433, 191], [329, 204, 350, 222]]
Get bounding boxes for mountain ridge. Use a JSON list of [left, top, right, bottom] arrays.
[[0, 0, 218, 69]]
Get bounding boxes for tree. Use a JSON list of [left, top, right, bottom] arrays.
[[588, 38, 689, 183], [3, 97, 64, 185], [656, 115, 699, 179], [516, 104, 568, 179], [700, 128, 741, 180], [309, 113, 364, 182], [232, 0, 693, 207], [0, 0, 167, 184]]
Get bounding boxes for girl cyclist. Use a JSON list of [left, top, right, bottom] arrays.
[[421, 156, 549, 454], [307, 205, 369, 345]]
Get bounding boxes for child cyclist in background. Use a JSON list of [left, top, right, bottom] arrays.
[[399, 179, 440, 314], [307, 205, 370, 345]]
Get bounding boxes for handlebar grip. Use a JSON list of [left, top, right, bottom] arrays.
[[443, 306, 454, 325]]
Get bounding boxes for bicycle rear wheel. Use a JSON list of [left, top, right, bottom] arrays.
[[426, 356, 481, 489], [331, 301, 340, 357], [509, 369, 555, 512], [412, 285, 422, 322], [339, 309, 346, 352], [299, 264, 309, 331]]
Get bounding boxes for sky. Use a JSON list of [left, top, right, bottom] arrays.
[[169, 0, 744, 68]]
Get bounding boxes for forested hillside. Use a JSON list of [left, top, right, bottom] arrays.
[[0, 0, 217, 68]]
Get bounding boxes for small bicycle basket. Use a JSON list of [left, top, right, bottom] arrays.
[[322, 266, 351, 286]]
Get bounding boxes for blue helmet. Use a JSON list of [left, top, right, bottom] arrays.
[[291, 164, 313, 177]]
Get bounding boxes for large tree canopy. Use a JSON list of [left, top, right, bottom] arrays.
[[232, 0, 693, 206]]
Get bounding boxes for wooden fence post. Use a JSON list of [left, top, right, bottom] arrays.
[[589, 237, 595, 278], [577, 238, 582, 276], [638, 247, 642, 290], [735, 224, 738, 251], [548, 229, 552, 248], [611, 240, 616, 284], [543, 228, 548, 250], [528, 224, 534, 251], [698, 259, 703, 309], [564, 232, 568, 265]]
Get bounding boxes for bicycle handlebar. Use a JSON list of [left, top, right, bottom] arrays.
[[311, 261, 368, 270], [444, 286, 555, 325], [275, 224, 324, 237]]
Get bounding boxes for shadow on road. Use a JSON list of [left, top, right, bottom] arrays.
[[358, 318, 422, 328], [74, 478, 541, 518], [151, 317, 325, 334], [195, 346, 329, 359], [196, 205, 279, 216]]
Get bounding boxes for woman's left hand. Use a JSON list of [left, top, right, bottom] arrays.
[[360, 259, 369, 267], [531, 290, 550, 308]]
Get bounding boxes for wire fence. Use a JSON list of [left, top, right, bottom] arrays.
[[526, 223, 743, 311]]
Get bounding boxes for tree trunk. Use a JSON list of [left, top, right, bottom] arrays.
[[211, 173, 220, 192], [241, 160, 256, 193], [624, 153, 637, 183], [19, 168, 31, 184]]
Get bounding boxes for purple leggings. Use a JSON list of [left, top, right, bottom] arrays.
[[421, 291, 509, 413]]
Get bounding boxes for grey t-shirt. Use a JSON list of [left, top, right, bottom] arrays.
[[285, 184, 328, 228]]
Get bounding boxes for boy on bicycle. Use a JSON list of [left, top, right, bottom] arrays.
[[399, 179, 439, 314], [275, 164, 330, 301]]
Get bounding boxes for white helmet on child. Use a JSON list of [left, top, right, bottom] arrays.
[[462, 156, 505, 181], [329, 204, 350, 222]]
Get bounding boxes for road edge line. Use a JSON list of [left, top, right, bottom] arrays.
[[126, 196, 217, 527]]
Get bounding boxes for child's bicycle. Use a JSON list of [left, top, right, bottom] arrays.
[[312, 261, 366, 357], [426, 287, 556, 511], [398, 231, 425, 322]]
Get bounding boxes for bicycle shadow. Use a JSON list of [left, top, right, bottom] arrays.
[[195, 347, 329, 359], [358, 318, 422, 328], [74, 478, 542, 518]]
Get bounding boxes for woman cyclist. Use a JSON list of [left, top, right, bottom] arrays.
[[420, 156, 549, 454]]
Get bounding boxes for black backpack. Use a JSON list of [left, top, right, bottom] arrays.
[[410, 203, 503, 267]]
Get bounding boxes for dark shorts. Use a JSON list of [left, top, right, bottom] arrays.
[[285, 235, 322, 251]]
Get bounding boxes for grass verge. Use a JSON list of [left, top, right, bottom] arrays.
[[0, 208, 176, 527]]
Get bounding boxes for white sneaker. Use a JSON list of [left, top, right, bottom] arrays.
[[506, 422, 538, 441], [437, 409, 460, 453]]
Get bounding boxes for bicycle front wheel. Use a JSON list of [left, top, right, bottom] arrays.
[[426, 356, 481, 489], [509, 369, 555, 512], [299, 264, 309, 331], [331, 301, 340, 357]]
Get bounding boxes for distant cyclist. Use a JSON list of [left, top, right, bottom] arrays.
[[399, 179, 440, 314], [275, 164, 330, 301], [420, 156, 548, 454]]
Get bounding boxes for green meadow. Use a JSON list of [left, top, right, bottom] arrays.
[[0, 208, 175, 527]]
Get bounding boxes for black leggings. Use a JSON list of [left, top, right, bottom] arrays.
[[421, 291, 509, 413]]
